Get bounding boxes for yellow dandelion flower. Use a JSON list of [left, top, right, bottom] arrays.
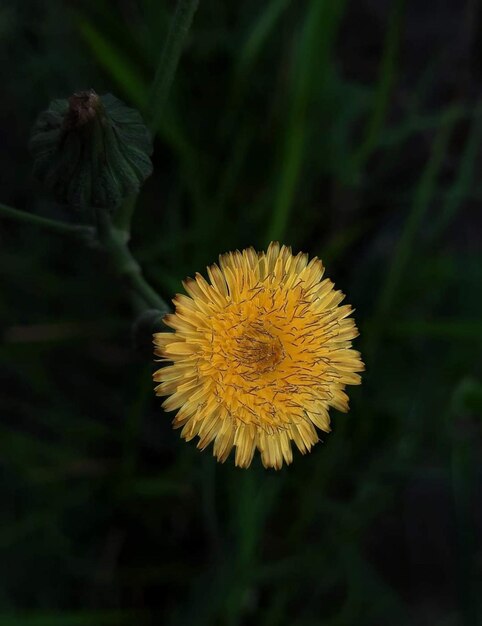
[[153, 243, 364, 469]]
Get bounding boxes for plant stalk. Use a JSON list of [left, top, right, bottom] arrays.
[[112, 193, 138, 238], [0, 202, 95, 240], [96, 210, 169, 314]]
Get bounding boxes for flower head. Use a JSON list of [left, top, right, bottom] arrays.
[[154, 243, 364, 469]]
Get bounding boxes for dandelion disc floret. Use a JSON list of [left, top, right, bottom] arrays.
[[153, 243, 364, 469]]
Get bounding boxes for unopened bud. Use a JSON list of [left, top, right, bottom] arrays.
[[30, 90, 153, 210]]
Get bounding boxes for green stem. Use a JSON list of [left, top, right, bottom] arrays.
[[148, 0, 200, 133], [0, 202, 94, 240], [112, 193, 138, 238], [96, 211, 169, 313]]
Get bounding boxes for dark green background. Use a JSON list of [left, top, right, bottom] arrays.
[[1, 1, 481, 624]]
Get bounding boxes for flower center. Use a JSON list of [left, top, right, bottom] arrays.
[[235, 325, 285, 374]]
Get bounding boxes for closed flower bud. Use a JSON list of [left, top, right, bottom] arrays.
[[29, 90, 153, 210]]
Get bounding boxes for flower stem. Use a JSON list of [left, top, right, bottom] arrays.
[[96, 210, 169, 314], [0, 202, 94, 240], [112, 193, 138, 239], [148, 0, 200, 133]]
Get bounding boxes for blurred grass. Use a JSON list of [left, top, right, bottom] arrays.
[[78, 18, 149, 109], [430, 105, 482, 241], [266, 0, 347, 243], [351, 0, 404, 175], [0, 0, 481, 625], [367, 105, 460, 360]]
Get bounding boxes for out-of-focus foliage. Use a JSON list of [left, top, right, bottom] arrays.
[[0, 0, 480, 625]]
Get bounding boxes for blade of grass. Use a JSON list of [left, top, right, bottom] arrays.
[[378, 107, 468, 149], [429, 104, 482, 241], [148, 0, 200, 133], [367, 105, 466, 186], [351, 0, 404, 173], [266, 0, 347, 244], [218, 0, 292, 222], [367, 106, 459, 359], [230, 0, 292, 114], [77, 18, 149, 109]]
